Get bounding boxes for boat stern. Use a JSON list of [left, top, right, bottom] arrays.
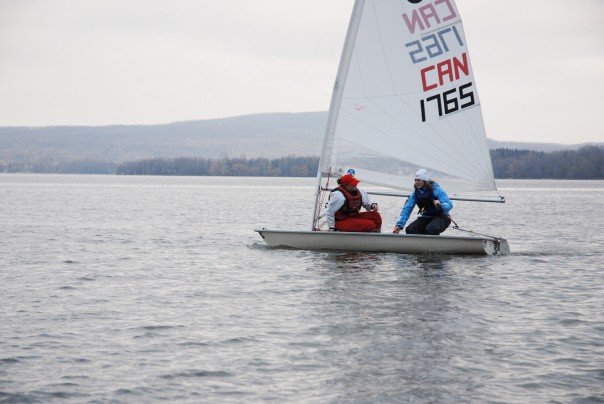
[[489, 238, 510, 255]]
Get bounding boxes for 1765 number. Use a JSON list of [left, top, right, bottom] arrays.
[[420, 82, 475, 122]]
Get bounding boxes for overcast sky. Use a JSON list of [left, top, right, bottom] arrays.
[[0, 0, 602, 143]]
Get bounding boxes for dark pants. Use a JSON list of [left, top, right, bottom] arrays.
[[405, 216, 451, 235]]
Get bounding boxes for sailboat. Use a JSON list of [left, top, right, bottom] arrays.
[[256, 0, 510, 255]]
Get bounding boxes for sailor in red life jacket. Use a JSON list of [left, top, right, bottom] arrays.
[[326, 173, 382, 232]]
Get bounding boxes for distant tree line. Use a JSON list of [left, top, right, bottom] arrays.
[[0, 160, 116, 174], [1, 147, 601, 179], [116, 147, 602, 179], [115, 156, 320, 177], [490, 146, 602, 179]]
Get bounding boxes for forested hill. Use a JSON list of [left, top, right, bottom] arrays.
[[490, 147, 602, 179], [1, 112, 600, 165], [0, 111, 601, 178], [108, 146, 602, 179], [0, 113, 327, 163]]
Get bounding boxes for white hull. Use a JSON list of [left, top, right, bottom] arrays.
[[255, 229, 510, 256]]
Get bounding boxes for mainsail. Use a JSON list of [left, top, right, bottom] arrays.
[[317, 0, 496, 197]]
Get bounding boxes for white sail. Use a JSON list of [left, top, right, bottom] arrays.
[[319, 0, 496, 194]]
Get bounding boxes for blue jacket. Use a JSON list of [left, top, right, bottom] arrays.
[[396, 182, 453, 229]]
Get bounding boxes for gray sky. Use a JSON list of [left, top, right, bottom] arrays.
[[0, 0, 602, 144]]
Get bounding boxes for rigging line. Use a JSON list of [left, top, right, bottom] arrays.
[[336, 109, 483, 183], [367, 0, 479, 173], [314, 174, 331, 230], [451, 225, 500, 241]]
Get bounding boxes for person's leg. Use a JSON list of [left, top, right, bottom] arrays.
[[335, 217, 377, 232], [425, 216, 451, 235], [355, 211, 382, 231], [405, 217, 430, 234]]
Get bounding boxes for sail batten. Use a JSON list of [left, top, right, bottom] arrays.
[[317, 0, 497, 198]]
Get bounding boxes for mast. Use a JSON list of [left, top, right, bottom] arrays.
[[311, 0, 366, 230]]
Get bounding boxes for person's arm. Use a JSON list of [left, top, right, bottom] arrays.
[[434, 186, 453, 214], [360, 189, 378, 211], [393, 193, 416, 232], [325, 191, 345, 229]]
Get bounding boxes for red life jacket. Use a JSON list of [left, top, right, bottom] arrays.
[[332, 185, 362, 220]]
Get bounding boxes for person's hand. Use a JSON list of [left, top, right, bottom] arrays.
[[371, 203, 379, 212], [392, 225, 401, 234], [433, 200, 444, 213]]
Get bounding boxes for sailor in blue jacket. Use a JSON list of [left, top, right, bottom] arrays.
[[392, 169, 453, 235]]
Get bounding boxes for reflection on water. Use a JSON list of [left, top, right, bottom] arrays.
[[309, 252, 470, 401], [322, 252, 382, 272], [411, 254, 454, 272]]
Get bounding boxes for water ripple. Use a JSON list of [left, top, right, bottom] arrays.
[[1, 176, 602, 402], [160, 370, 235, 379]]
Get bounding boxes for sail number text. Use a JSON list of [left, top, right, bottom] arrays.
[[420, 82, 475, 122], [406, 26, 464, 64]]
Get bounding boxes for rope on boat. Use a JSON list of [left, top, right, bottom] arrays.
[[449, 217, 500, 241], [313, 171, 332, 230]]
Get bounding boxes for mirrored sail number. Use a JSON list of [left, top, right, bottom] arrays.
[[406, 26, 464, 64], [420, 82, 475, 122]]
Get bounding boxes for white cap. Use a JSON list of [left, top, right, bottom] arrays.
[[414, 169, 430, 181]]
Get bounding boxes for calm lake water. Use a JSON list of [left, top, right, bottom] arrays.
[[1, 174, 603, 403]]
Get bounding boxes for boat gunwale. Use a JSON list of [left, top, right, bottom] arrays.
[[254, 229, 504, 242]]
